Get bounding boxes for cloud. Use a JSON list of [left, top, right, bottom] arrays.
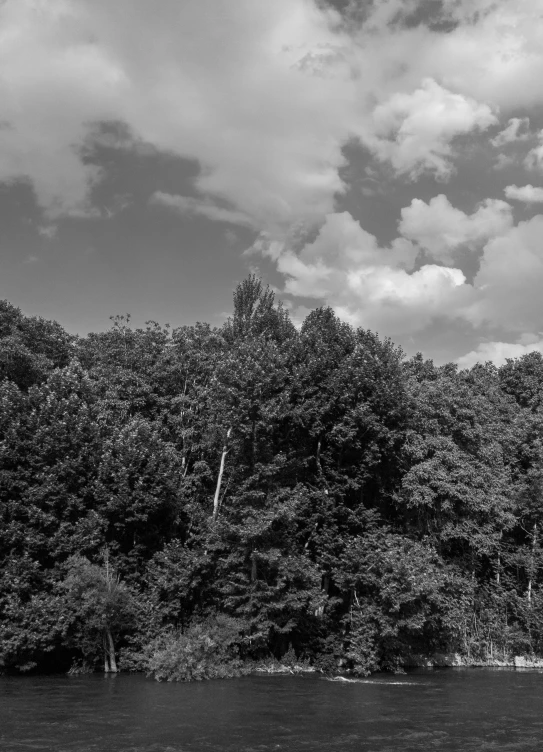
[[398, 194, 513, 262], [419, 1, 543, 111], [465, 215, 543, 331], [457, 338, 543, 368], [6, 0, 543, 364], [490, 117, 531, 148], [37, 224, 58, 240], [0, 0, 356, 225], [271, 211, 475, 334], [493, 154, 517, 171], [150, 192, 254, 226], [370, 79, 496, 179], [0, 0, 536, 227], [504, 184, 543, 203], [523, 131, 543, 171], [271, 203, 543, 344], [0, 1, 122, 217]]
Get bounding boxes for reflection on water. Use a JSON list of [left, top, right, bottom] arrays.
[[2, 669, 543, 751]]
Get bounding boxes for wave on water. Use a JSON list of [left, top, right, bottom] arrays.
[[324, 676, 424, 685]]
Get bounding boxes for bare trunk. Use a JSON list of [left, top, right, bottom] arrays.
[[107, 628, 118, 672], [104, 627, 118, 673], [314, 574, 329, 618], [213, 428, 231, 520], [528, 522, 538, 606], [101, 549, 119, 673], [316, 439, 323, 478]]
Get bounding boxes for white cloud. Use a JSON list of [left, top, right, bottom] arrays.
[[504, 184, 543, 203], [0, 1, 123, 217], [0, 0, 537, 227], [272, 205, 543, 344], [457, 338, 543, 368], [150, 192, 254, 226], [465, 215, 543, 331], [399, 194, 512, 262], [417, 1, 543, 111], [493, 154, 517, 171], [273, 211, 474, 334], [490, 117, 531, 147], [6, 0, 543, 365], [524, 131, 543, 171], [37, 224, 58, 240], [370, 79, 496, 179], [0, 0, 356, 225]]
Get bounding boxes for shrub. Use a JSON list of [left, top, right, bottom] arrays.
[[143, 615, 250, 681]]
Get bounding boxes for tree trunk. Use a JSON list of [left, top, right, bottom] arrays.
[[104, 627, 118, 673], [213, 428, 231, 520], [314, 574, 329, 618], [316, 439, 323, 478], [528, 522, 538, 607], [103, 634, 109, 673]]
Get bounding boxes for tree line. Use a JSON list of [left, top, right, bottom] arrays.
[[2, 276, 543, 678]]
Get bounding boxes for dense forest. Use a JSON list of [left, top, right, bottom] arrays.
[[2, 276, 543, 679]]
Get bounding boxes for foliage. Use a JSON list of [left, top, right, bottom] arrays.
[[143, 615, 250, 681], [3, 280, 543, 676], [58, 554, 136, 669]]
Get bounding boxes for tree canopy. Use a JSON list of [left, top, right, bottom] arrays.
[[2, 284, 543, 676]]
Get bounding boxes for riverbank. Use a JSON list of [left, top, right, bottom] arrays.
[[254, 662, 317, 675], [403, 653, 543, 669]]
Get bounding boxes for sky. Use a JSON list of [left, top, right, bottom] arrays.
[[2, 0, 543, 365]]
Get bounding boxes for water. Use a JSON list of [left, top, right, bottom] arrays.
[[2, 669, 543, 751]]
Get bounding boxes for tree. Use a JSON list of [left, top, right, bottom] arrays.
[[337, 531, 469, 674], [399, 365, 516, 573], [0, 300, 73, 389], [223, 275, 295, 343], [60, 553, 136, 672]]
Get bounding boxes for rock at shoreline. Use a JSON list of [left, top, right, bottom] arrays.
[[403, 653, 543, 669]]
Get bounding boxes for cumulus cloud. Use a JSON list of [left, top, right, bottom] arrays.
[[37, 224, 58, 240], [490, 117, 531, 148], [504, 184, 543, 203], [6, 0, 543, 363], [524, 131, 543, 171], [457, 338, 543, 369], [0, 0, 357, 225], [465, 215, 543, 331], [271, 204, 543, 344], [0, 1, 125, 217], [370, 79, 496, 179], [398, 194, 513, 262], [0, 0, 536, 226], [271, 211, 474, 334], [150, 192, 254, 226], [418, 1, 543, 111]]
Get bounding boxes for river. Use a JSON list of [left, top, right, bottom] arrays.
[[1, 669, 543, 751]]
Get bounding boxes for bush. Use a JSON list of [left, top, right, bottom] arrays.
[[143, 615, 251, 681]]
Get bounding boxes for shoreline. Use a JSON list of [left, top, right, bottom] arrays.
[[252, 655, 543, 678], [402, 653, 543, 669]]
